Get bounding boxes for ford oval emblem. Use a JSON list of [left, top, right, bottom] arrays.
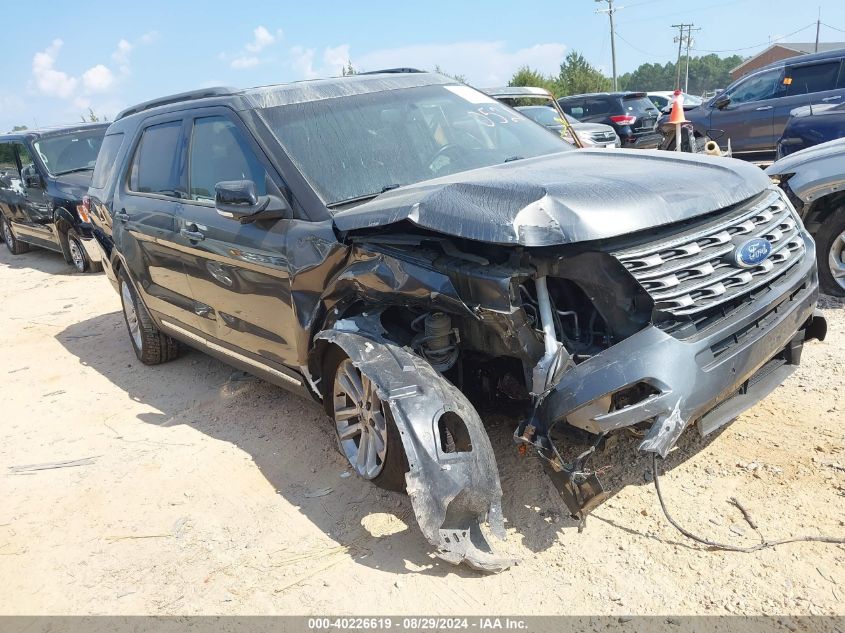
[[734, 238, 772, 268]]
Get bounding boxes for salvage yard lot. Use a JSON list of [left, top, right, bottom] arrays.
[[1, 247, 843, 616]]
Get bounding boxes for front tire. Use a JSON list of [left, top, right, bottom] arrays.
[[815, 211, 845, 297], [323, 348, 408, 492], [66, 228, 102, 273], [119, 268, 181, 365], [2, 216, 30, 255]]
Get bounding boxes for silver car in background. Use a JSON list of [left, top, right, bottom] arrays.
[[483, 86, 620, 149]]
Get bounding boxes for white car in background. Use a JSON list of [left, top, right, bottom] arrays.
[[647, 91, 703, 112]]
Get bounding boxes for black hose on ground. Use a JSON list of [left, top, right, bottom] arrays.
[[651, 453, 845, 552]]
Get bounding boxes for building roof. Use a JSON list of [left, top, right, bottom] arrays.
[[730, 42, 845, 74]]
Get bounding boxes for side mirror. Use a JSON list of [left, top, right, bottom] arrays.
[[22, 166, 42, 189], [713, 95, 731, 110], [215, 180, 290, 224]]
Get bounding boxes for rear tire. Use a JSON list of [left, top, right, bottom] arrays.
[[2, 216, 30, 255], [118, 268, 181, 365], [815, 210, 845, 297], [67, 228, 102, 273], [322, 346, 409, 492]]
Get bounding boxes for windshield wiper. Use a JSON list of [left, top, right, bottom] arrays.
[[54, 166, 94, 176], [327, 183, 404, 209], [503, 155, 524, 163]]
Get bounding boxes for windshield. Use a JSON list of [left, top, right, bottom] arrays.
[[516, 106, 562, 127], [259, 84, 571, 207], [33, 129, 105, 176]]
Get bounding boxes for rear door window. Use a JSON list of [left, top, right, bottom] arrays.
[[91, 133, 124, 190], [128, 120, 184, 197], [560, 100, 585, 119], [785, 61, 842, 96], [584, 99, 611, 117]]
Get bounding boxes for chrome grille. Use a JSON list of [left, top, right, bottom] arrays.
[[589, 131, 616, 143], [614, 190, 806, 316]]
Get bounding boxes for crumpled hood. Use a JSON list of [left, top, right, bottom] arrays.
[[333, 150, 770, 246], [53, 170, 93, 202], [766, 136, 845, 176]]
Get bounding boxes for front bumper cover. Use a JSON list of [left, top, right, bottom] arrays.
[[540, 232, 825, 458]]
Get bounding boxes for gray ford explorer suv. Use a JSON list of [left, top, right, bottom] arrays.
[[86, 72, 826, 572]]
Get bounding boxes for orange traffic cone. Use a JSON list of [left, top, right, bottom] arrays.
[[669, 90, 689, 151], [668, 89, 688, 125]]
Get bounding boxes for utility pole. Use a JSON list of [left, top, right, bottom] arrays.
[[815, 7, 821, 52], [672, 23, 695, 91], [684, 26, 701, 93], [596, 0, 619, 91]]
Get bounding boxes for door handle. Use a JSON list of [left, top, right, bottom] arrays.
[[180, 227, 205, 241], [755, 105, 773, 111], [822, 95, 842, 102], [115, 211, 129, 222]]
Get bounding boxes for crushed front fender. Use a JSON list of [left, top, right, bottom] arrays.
[[316, 317, 513, 572]]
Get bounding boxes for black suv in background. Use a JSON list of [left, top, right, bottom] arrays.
[[682, 48, 845, 162], [86, 73, 824, 571], [0, 124, 108, 271], [557, 91, 663, 148]]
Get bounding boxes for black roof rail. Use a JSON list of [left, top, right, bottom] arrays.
[[116, 86, 237, 121], [359, 68, 424, 75]]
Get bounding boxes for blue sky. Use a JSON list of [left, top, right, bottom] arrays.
[[3, 0, 845, 131]]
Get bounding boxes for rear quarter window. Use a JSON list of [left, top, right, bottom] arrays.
[[91, 133, 125, 190]]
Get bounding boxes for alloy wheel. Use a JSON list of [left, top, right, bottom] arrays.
[[332, 359, 388, 479], [2, 220, 12, 247], [121, 281, 143, 350], [69, 238, 85, 272], [830, 229, 845, 293]]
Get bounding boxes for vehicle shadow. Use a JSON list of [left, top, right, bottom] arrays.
[[0, 246, 75, 275], [56, 311, 724, 577]]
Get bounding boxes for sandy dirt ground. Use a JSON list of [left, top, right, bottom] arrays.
[[0, 246, 843, 617]]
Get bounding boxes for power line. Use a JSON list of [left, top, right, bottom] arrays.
[[614, 30, 673, 58], [821, 21, 845, 34], [691, 22, 816, 53]]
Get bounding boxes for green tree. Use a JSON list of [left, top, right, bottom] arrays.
[[80, 107, 108, 123], [554, 51, 612, 96], [10, 125, 28, 132], [508, 66, 556, 93], [618, 54, 745, 95]]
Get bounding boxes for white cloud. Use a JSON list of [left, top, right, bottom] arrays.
[[354, 41, 568, 86], [289, 40, 568, 86], [140, 30, 160, 45], [112, 39, 133, 74], [32, 39, 77, 99], [82, 64, 115, 93], [231, 55, 260, 69], [323, 45, 351, 74], [245, 26, 276, 53], [225, 26, 283, 69], [289, 45, 318, 79]]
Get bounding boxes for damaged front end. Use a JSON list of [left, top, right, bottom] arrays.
[[307, 186, 825, 572]]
